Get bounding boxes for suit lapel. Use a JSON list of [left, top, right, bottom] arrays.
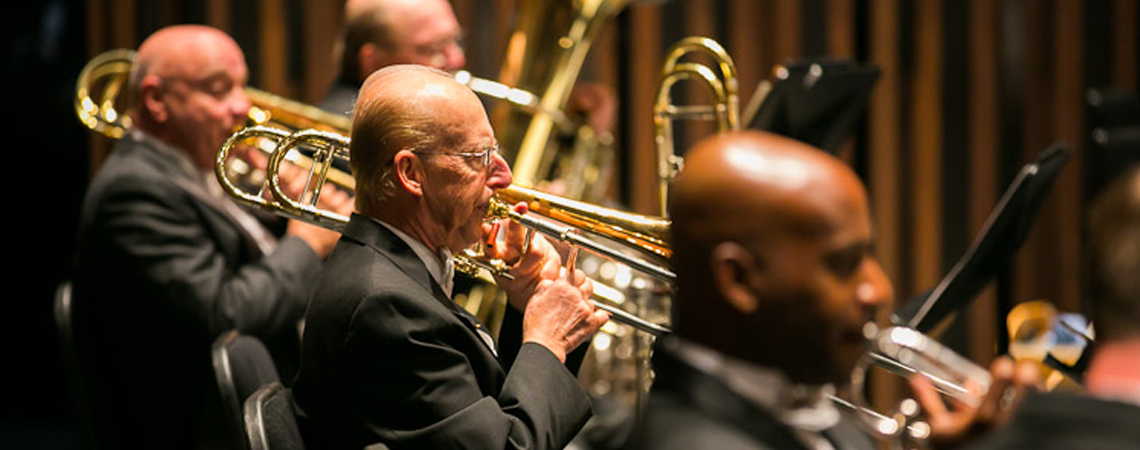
[[342, 214, 501, 360], [128, 134, 266, 257]]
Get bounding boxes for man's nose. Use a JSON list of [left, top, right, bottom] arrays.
[[858, 259, 894, 311], [444, 44, 465, 72], [486, 150, 512, 189], [231, 88, 252, 123]]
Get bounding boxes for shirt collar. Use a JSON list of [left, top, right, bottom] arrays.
[[371, 217, 454, 297], [667, 337, 841, 433], [131, 129, 220, 195]]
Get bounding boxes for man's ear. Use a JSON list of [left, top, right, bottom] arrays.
[[139, 75, 167, 123], [392, 150, 423, 196], [710, 242, 763, 314], [358, 43, 390, 81]]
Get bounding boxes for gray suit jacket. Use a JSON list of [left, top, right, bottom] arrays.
[[292, 213, 593, 450], [72, 132, 321, 449]]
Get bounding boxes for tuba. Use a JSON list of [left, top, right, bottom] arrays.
[[489, 0, 634, 198]]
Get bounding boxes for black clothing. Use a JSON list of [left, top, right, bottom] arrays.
[[968, 391, 1140, 450], [292, 213, 592, 450], [72, 132, 320, 449], [630, 340, 876, 450]]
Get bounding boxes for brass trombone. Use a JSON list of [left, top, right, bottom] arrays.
[[653, 37, 741, 215], [75, 49, 354, 191], [217, 125, 673, 336]]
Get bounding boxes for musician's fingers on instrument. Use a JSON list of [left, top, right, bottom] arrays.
[[979, 357, 1016, 419], [590, 305, 611, 328], [1000, 360, 1040, 418], [498, 202, 530, 263], [908, 375, 950, 418]]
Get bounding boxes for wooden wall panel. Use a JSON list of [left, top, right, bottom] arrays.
[[729, 0, 764, 106], [868, 0, 903, 298], [826, 0, 855, 58], [910, 0, 943, 296], [257, 0, 288, 95], [967, 0, 1000, 362], [1012, 0, 1052, 312], [205, 0, 231, 31], [1113, 0, 1138, 88], [301, 0, 342, 104], [1052, 0, 1084, 314], [627, 6, 662, 214], [867, 0, 904, 414]]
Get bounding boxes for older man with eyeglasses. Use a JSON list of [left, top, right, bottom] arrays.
[[71, 25, 347, 450], [292, 64, 610, 450]]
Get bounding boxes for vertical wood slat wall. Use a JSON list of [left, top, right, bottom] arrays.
[[85, 0, 1137, 363]]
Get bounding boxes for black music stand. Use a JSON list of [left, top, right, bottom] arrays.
[[891, 143, 1072, 332], [744, 59, 880, 154]]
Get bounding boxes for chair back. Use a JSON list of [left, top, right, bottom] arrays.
[[213, 330, 281, 448], [244, 382, 306, 450], [54, 281, 98, 447]]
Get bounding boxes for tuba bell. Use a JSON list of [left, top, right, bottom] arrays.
[[488, 0, 635, 199]]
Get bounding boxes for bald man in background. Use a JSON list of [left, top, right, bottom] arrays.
[[321, 0, 615, 136], [631, 131, 1036, 450], [72, 25, 346, 449], [321, 0, 465, 115]]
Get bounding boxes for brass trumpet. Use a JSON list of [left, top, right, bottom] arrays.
[[217, 125, 673, 336]]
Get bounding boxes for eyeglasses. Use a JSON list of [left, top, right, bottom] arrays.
[[413, 143, 499, 168]]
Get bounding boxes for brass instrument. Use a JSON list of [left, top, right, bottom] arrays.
[[844, 324, 995, 446], [75, 49, 354, 190], [490, 0, 631, 196], [653, 37, 740, 215], [217, 126, 673, 336]]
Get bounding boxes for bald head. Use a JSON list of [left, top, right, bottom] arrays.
[[130, 25, 244, 107], [338, 0, 464, 83], [350, 64, 482, 211], [669, 131, 892, 384], [671, 131, 866, 256], [129, 25, 250, 170]]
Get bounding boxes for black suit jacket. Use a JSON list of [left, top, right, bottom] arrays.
[[630, 340, 877, 450], [320, 78, 359, 117], [71, 132, 321, 449], [292, 213, 592, 450], [967, 390, 1140, 450]]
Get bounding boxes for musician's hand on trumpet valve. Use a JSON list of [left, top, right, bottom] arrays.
[[483, 202, 610, 363], [911, 356, 1041, 448]]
